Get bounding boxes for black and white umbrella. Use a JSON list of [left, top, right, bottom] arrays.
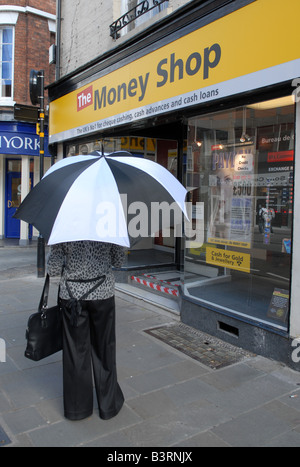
[[14, 151, 188, 247]]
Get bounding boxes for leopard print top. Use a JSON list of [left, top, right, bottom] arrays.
[[47, 241, 125, 300]]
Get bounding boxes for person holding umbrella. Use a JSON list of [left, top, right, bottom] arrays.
[[47, 240, 125, 421], [14, 151, 188, 420]]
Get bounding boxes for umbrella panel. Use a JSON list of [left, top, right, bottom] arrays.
[[14, 153, 187, 246], [47, 156, 130, 246], [107, 159, 184, 242], [14, 158, 99, 241]]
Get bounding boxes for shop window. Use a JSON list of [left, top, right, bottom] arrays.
[[65, 136, 156, 159], [184, 96, 294, 331], [0, 27, 13, 99]]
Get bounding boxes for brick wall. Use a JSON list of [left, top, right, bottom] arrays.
[[0, 0, 56, 106], [15, 12, 55, 104], [27, 0, 56, 15]]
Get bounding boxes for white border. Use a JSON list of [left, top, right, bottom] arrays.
[[0, 6, 56, 31]]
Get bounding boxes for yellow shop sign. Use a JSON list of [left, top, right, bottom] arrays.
[[206, 247, 250, 274], [49, 0, 300, 143]]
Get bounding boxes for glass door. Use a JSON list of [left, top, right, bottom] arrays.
[[5, 160, 33, 238], [5, 170, 21, 238]]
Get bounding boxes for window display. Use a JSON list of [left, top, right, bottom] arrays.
[[184, 96, 294, 331]]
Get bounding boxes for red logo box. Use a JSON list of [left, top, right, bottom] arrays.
[[77, 85, 93, 111]]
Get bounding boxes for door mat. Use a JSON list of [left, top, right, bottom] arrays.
[[144, 323, 254, 370], [0, 425, 11, 446]]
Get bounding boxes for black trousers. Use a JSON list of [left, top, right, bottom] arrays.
[[61, 296, 124, 421]]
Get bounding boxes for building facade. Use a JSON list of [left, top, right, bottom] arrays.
[[0, 0, 56, 244], [48, 0, 300, 369]]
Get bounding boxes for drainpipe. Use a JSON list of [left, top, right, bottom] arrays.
[[55, 0, 61, 80], [37, 70, 45, 277]]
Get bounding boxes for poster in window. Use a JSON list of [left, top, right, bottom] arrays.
[[208, 147, 254, 249], [267, 288, 289, 323]]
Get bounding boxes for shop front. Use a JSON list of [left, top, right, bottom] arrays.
[[0, 121, 51, 244], [183, 98, 295, 349], [48, 0, 300, 366]]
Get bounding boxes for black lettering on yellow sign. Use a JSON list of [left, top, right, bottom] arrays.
[[93, 43, 222, 111], [157, 44, 222, 87], [94, 73, 150, 110]]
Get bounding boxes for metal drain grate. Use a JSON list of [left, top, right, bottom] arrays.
[[144, 323, 253, 370], [0, 425, 11, 446]]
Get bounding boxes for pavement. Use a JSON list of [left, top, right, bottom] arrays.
[[1, 241, 300, 448]]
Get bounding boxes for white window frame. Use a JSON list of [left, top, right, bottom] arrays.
[[0, 25, 15, 105], [0, 10, 17, 106]]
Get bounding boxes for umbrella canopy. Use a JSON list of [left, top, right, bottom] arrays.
[[14, 151, 188, 247]]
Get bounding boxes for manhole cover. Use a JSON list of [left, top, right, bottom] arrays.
[[0, 425, 11, 446], [144, 323, 253, 370]]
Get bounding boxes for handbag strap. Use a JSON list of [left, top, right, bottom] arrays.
[[65, 275, 106, 301], [38, 274, 50, 312], [39, 272, 63, 313]]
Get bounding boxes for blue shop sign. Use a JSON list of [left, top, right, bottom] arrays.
[[0, 121, 51, 156]]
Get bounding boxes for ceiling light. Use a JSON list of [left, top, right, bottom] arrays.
[[192, 140, 202, 151], [247, 96, 294, 110]]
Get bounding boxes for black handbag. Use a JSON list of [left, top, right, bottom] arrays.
[[25, 274, 63, 361]]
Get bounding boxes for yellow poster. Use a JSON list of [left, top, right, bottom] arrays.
[[206, 246, 250, 273]]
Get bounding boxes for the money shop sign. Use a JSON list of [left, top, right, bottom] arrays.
[[49, 0, 300, 144]]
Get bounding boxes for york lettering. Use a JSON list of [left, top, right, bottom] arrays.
[[156, 43, 221, 88], [0, 135, 39, 150]]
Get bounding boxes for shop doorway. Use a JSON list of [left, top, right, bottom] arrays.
[[65, 132, 184, 269], [64, 126, 186, 309], [5, 160, 33, 239], [121, 134, 185, 308]]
